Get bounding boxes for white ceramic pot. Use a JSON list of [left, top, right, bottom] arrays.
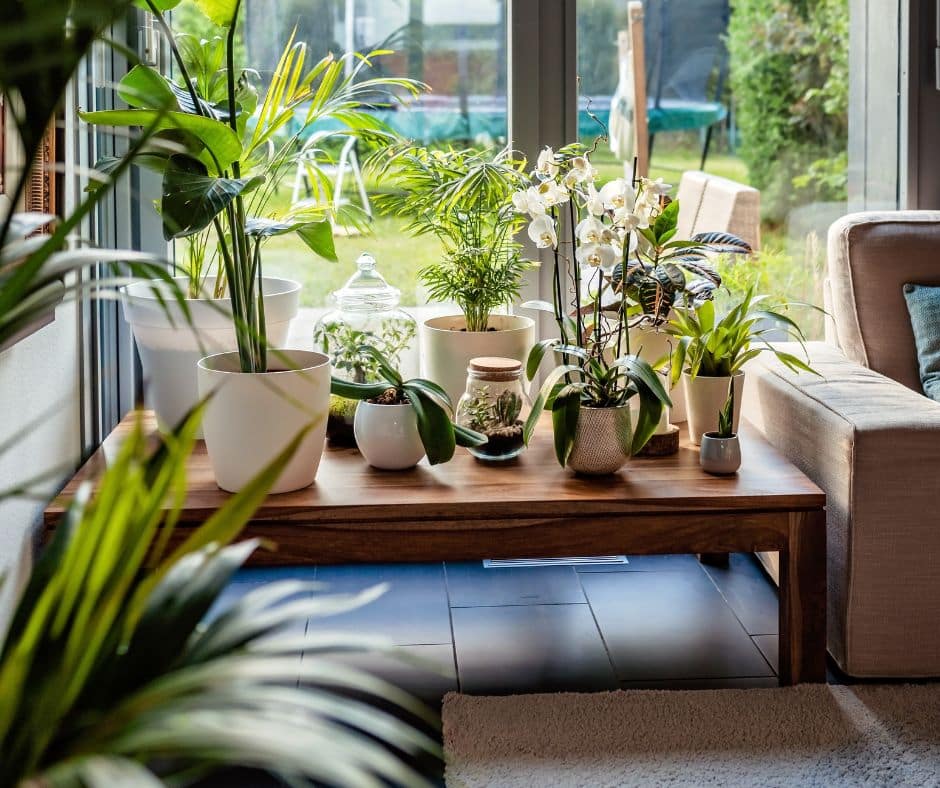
[[682, 371, 745, 446], [122, 277, 301, 431], [700, 433, 742, 475], [627, 320, 686, 425], [420, 314, 536, 407], [354, 401, 426, 470], [567, 404, 633, 475], [196, 349, 329, 494]]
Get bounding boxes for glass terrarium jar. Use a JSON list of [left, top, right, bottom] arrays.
[[314, 253, 418, 444], [455, 357, 531, 462]]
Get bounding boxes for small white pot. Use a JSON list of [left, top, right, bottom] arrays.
[[567, 405, 633, 476], [420, 314, 535, 407], [354, 401, 426, 470], [682, 371, 745, 446], [700, 432, 742, 475], [196, 349, 330, 494], [122, 277, 300, 432]]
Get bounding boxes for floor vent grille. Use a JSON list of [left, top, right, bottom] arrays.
[[482, 556, 629, 568]]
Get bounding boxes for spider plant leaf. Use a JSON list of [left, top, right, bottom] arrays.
[[551, 385, 581, 466]]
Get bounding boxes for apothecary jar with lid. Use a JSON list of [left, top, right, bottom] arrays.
[[455, 357, 531, 462], [314, 253, 418, 443]]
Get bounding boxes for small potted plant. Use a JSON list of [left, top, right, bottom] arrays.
[[666, 286, 817, 445], [333, 346, 486, 470], [369, 145, 536, 404], [700, 381, 742, 474], [514, 146, 673, 474]]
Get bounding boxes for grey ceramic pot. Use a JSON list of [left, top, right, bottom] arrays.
[[699, 432, 741, 475]]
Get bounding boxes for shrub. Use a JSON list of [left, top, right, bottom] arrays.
[[728, 0, 848, 221]]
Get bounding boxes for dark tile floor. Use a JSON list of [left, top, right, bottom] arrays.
[[216, 551, 783, 703]]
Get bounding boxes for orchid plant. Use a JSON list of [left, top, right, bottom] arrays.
[[519, 144, 677, 465]]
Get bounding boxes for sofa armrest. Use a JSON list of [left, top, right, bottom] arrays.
[[744, 342, 940, 676]]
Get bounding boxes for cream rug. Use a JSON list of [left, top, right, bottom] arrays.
[[443, 685, 940, 786]]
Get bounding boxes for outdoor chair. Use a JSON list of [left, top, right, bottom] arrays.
[[290, 132, 372, 221]]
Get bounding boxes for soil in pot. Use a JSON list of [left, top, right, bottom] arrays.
[[369, 388, 405, 405], [471, 420, 525, 461], [326, 394, 357, 446]]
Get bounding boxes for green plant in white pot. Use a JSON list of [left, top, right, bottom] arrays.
[[85, 0, 419, 491], [331, 345, 485, 469], [370, 145, 536, 405], [666, 286, 816, 444], [84, 0, 419, 436]]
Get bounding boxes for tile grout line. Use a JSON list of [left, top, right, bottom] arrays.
[[574, 566, 621, 681], [441, 562, 462, 694], [699, 557, 778, 676]]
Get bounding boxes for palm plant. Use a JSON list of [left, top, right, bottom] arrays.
[[370, 145, 534, 332], [666, 287, 817, 384], [331, 344, 486, 464], [0, 409, 438, 785], [83, 0, 421, 372]]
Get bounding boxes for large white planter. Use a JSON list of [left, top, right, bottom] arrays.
[[354, 401, 425, 470], [196, 349, 330, 494], [122, 277, 300, 431], [420, 314, 536, 407], [682, 371, 745, 446], [567, 405, 633, 476]]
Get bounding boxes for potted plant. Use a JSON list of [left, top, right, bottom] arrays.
[[516, 146, 672, 475], [666, 286, 816, 444], [370, 145, 536, 404], [332, 346, 485, 470], [700, 380, 742, 474], [84, 1, 419, 491], [84, 4, 419, 432]]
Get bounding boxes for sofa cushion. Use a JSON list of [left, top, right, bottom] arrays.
[[903, 283, 940, 400]]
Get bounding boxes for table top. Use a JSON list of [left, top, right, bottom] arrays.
[[45, 412, 824, 528]]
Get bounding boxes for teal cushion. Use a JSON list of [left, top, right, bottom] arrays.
[[903, 283, 940, 400]]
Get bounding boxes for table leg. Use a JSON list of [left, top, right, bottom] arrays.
[[778, 509, 827, 684]]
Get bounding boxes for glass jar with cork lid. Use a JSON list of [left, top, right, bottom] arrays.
[[455, 357, 531, 461]]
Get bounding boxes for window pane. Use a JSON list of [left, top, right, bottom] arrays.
[[176, 0, 509, 311], [577, 0, 852, 340]]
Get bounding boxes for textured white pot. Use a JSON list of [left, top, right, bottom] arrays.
[[196, 349, 330, 494], [682, 371, 744, 446], [420, 315, 535, 407], [354, 401, 426, 470], [567, 405, 633, 476], [122, 277, 300, 431], [700, 432, 742, 475]]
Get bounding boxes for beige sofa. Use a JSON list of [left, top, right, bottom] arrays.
[[743, 211, 940, 678]]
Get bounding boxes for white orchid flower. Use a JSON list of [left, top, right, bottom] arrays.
[[614, 207, 648, 231], [528, 214, 558, 248], [512, 187, 546, 217], [584, 183, 605, 216], [568, 155, 596, 183], [576, 242, 617, 269], [599, 178, 630, 211], [642, 176, 673, 197], [575, 216, 607, 245], [536, 147, 560, 177], [537, 179, 569, 207]]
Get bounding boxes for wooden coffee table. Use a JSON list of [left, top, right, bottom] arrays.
[[45, 411, 826, 684]]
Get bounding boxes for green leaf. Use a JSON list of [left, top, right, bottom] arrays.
[[244, 217, 337, 262], [551, 386, 581, 467], [161, 156, 262, 240], [404, 388, 455, 465], [526, 338, 560, 381], [330, 379, 389, 401], [653, 199, 680, 243], [523, 364, 582, 444], [117, 65, 177, 111], [195, 0, 239, 25], [614, 355, 673, 408], [631, 384, 664, 455], [453, 423, 488, 448], [80, 109, 242, 172]]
